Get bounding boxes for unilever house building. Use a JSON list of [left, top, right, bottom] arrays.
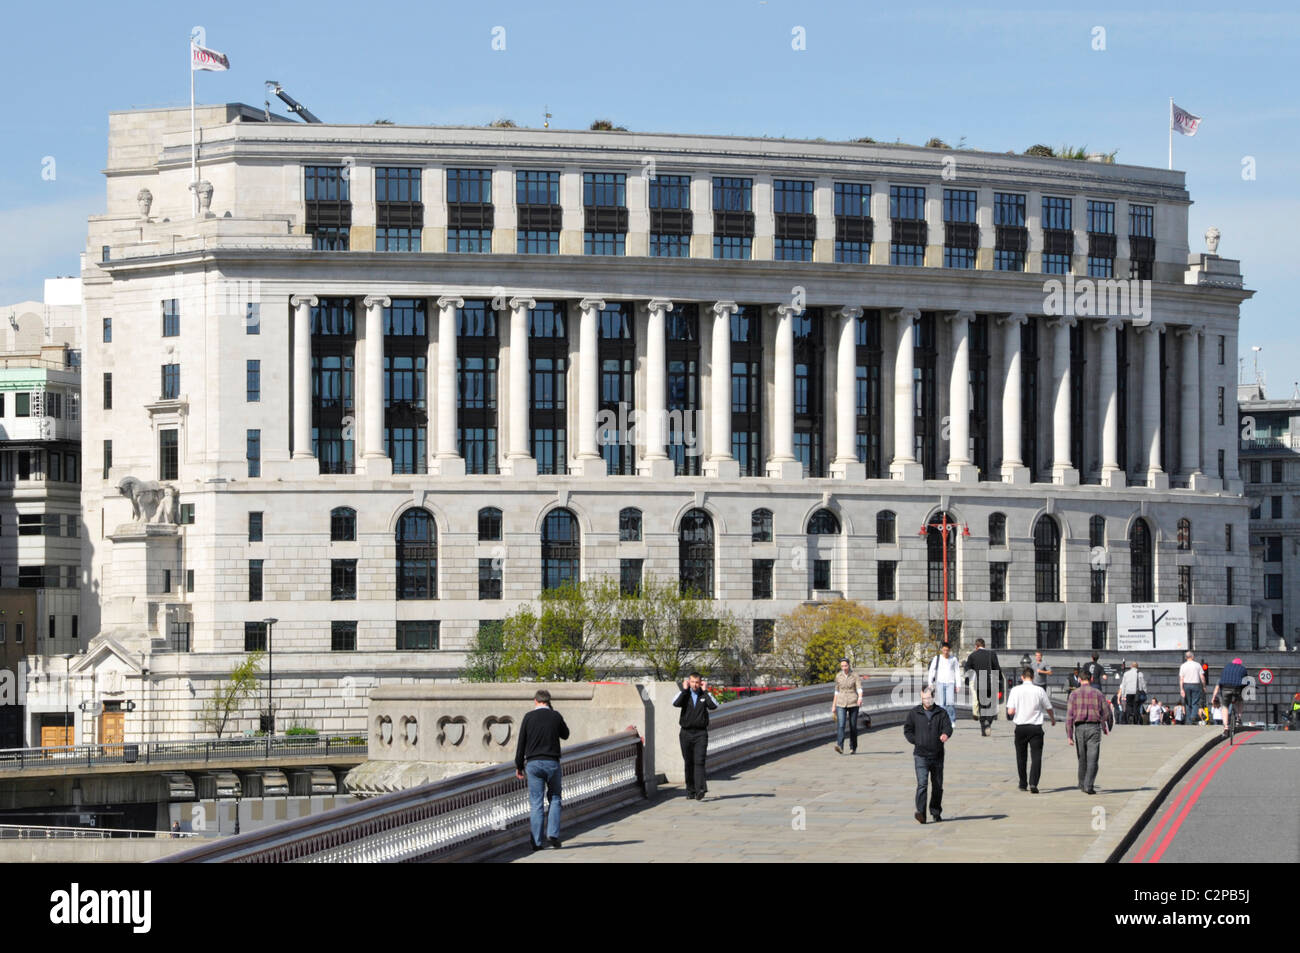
[[72, 103, 1256, 743]]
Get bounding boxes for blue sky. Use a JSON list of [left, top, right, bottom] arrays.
[[1, 0, 1296, 393]]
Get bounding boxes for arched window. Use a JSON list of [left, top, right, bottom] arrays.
[[541, 508, 580, 591], [1176, 517, 1191, 551], [1034, 515, 1061, 603], [807, 509, 841, 535], [619, 507, 642, 542], [1089, 514, 1106, 549], [926, 511, 957, 601], [330, 506, 356, 542], [988, 512, 1006, 547], [397, 508, 437, 600], [877, 510, 896, 544], [751, 508, 773, 542], [478, 507, 502, 541], [1130, 518, 1153, 601], [679, 508, 714, 598]]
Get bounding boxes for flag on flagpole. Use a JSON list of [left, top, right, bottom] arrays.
[[191, 44, 231, 71], [1171, 102, 1201, 137]]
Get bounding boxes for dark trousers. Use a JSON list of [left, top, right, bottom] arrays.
[[913, 753, 944, 817], [1125, 696, 1143, 725], [1013, 724, 1045, 788], [971, 672, 997, 729], [1074, 723, 1102, 791], [680, 728, 709, 795]]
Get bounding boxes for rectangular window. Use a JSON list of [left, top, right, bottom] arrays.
[[159, 429, 178, 481], [877, 561, 896, 600], [1272, 460, 1284, 483], [244, 621, 267, 652], [246, 303, 260, 334], [1250, 461, 1261, 484], [162, 298, 179, 337], [753, 619, 775, 654], [649, 174, 692, 257], [102, 317, 112, 343], [990, 620, 1009, 651], [1217, 336, 1225, 365], [396, 620, 440, 651], [833, 182, 872, 263], [598, 304, 636, 475], [447, 168, 493, 204], [248, 560, 263, 601], [889, 185, 925, 265], [942, 188, 977, 269], [1092, 621, 1107, 651], [1087, 200, 1116, 277], [516, 171, 561, 254], [773, 179, 814, 261], [1264, 574, 1282, 600], [989, 562, 1007, 601], [102, 374, 111, 410], [1036, 620, 1065, 650], [186, 569, 195, 593], [479, 558, 503, 600], [331, 620, 357, 651], [457, 300, 499, 474], [161, 363, 180, 400], [1225, 622, 1236, 651], [375, 167, 423, 251], [1129, 205, 1155, 279], [103, 439, 112, 479], [529, 302, 568, 475], [246, 360, 261, 402], [1226, 567, 1233, 605], [1091, 568, 1106, 604], [447, 169, 494, 251], [246, 430, 261, 478], [162, 570, 171, 594], [994, 193, 1027, 271], [583, 172, 627, 256], [1041, 196, 1073, 274], [1179, 566, 1194, 604], [331, 559, 357, 600], [305, 165, 352, 250], [619, 558, 643, 598], [752, 559, 774, 600], [248, 511, 263, 542], [1225, 523, 1232, 552], [1217, 387, 1225, 425], [712, 177, 754, 260], [1272, 496, 1283, 519], [1264, 536, 1282, 562]]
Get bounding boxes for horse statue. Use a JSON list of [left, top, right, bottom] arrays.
[[117, 477, 178, 524]]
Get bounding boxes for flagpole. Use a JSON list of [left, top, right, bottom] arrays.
[[190, 39, 198, 217], [1168, 97, 1173, 171]]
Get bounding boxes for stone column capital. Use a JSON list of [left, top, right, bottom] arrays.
[[289, 294, 318, 309], [775, 303, 804, 318], [436, 295, 464, 311], [888, 307, 920, 323], [1094, 316, 1125, 332], [1176, 324, 1206, 339], [944, 309, 975, 324], [837, 306, 864, 322], [508, 296, 536, 312], [997, 311, 1029, 328], [712, 300, 739, 318], [1134, 321, 1164, 336], [647, 298, 674, 314], [1047, 315, 1078, 330], [363, 295, 391, 311], [579, 297, 606, 313]]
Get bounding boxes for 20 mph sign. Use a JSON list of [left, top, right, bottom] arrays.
[[1258, 668, 1274, 685]]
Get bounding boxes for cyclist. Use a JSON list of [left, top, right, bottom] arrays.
[[1210, 657, 1249, 738]]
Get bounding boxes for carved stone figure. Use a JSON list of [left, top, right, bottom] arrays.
[[117, 476, 176, 524], [194, 180, 214, 217], [136, 188, 153, 221], [1205, 226, 1220, 255]]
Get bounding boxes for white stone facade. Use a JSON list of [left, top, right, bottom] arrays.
[[66, 104, 1257, 743]]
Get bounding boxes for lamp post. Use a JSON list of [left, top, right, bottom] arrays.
[[919, 514, 970, 646], [263, 618, 278, 737], [62, 654, 74, 748]]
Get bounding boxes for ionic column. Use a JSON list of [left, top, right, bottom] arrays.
[[1139, 323, 1169, 489], [706, 300, 739, 478], [505, 296, 536, 476], [830, 306, 865, 480], [1179, 325, 1205, 488], [945, 310, 977, 483], [1096, 318, 1125, 487], [888, 308, 923, 481], [362, 295, 390, 475], [998, 312, 1030, 484], [640, 299, 675, 479], [435, 295, 464, 477], [768, 303, 802, 480], [289, 294, 317, 462], [576, 297, 607, 476], [1049, 316, 1079, 486]]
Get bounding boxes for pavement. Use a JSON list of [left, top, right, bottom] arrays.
[[502, 716, 1220, 863]]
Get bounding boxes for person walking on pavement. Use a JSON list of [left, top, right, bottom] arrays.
[[1179, 651, 1206, 726], [514, 689, 571, 850], [673, 672, 718, 800], [1066, 669, 1110, 794], [1032, 651, 1053, 695], [927, 643, 961, 727], [831, 658, 864, 754], [903, 687, 952, 824], [1083, 652, 1106, 693], [1006, 667, 1056, 793], [1119, 661, 1147, 726], [964, 638, 1002, 736]]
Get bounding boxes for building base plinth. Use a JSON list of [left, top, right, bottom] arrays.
[[1147, 470, 1170, 490], [1000, 464, 1030, 485], [363, 455, 393, 477], [766, 459, 804, 481], [890, 461, 924, 482], [1101, 467, 1126, 488], [573, 457, 608, 478], [946, 463, 979, 484], [638, 457, 677, 480], [830, 460, 866, 481], [1051, 465, 1080, 486], [704, 458, 740, 479], [503, 456, 537, 478], [433, 456, 466, 478]]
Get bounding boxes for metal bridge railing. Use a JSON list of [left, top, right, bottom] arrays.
[[0, 824, 218, 841], [0, 735, 368, 772], [156, 729, 644, 864]]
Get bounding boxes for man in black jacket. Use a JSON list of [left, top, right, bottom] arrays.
[[903, 687, 953, 823], [672, 672, 719, 800], [964, 638, 1003, 736], [514, 689, 570, 850]]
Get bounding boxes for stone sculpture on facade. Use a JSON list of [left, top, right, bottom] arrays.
[[117, 477, 178, 524], [1205, 226, 1220, 254], [136, 188, 153, 221]]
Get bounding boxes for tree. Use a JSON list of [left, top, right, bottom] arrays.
[[621, 575, 740, 682], [490, 118, 518, 128], [464, 621, 505, 682], [589, 119, 628, 131], [768, 600, 927, 685], [200, 651, 264, 738], [498, 579, 622, 681]]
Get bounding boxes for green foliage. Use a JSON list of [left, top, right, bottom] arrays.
[[925, 137, 951, 149], [497, 579, 622, 681], [769, 601, 929, 686], [490, 118, 518, 128], [590, 119, 628, 131], [200, 651, 264, 739], [284, 725, 318, 736], [1024, 143, 1055, 157], [620, 575, 742, 682], [464, 621, 506, 682]]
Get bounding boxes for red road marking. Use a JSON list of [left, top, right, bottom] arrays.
[[1130, 740, 1237, 863], [1143, 732, 1259, 864]]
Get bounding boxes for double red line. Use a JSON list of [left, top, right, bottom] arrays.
[[1130, 732, 1258, 863]]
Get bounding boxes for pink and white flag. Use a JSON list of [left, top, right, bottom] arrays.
[[1171, 102, 1201, 137], [191, 44, 231, 72]]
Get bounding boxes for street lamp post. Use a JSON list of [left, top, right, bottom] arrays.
[[263, 618, 278, 737], [919, 514, 970, 646], [62, 654, 75, 748]]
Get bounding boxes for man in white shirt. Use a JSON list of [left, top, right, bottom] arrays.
[[1119, 661, 1148, 726], [1147, 697, 1166, 725], [1179, 651, 1206, 725], [1006, 667, 1056, 793], [927, 643, 961, 727]]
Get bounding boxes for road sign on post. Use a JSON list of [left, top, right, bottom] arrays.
[[1117, 603, 1189, 651], [1257, 668, 1274, 685]]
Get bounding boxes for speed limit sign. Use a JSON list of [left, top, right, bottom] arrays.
[[1258, 668, 1274, 685]]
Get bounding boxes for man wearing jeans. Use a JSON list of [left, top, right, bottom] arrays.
[[831, 658, 864, 754], [927, 643, 961, 727], [514, 689, 570, 850], [1179, 651, 1206, 725], [903, 687, 952, 824]]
